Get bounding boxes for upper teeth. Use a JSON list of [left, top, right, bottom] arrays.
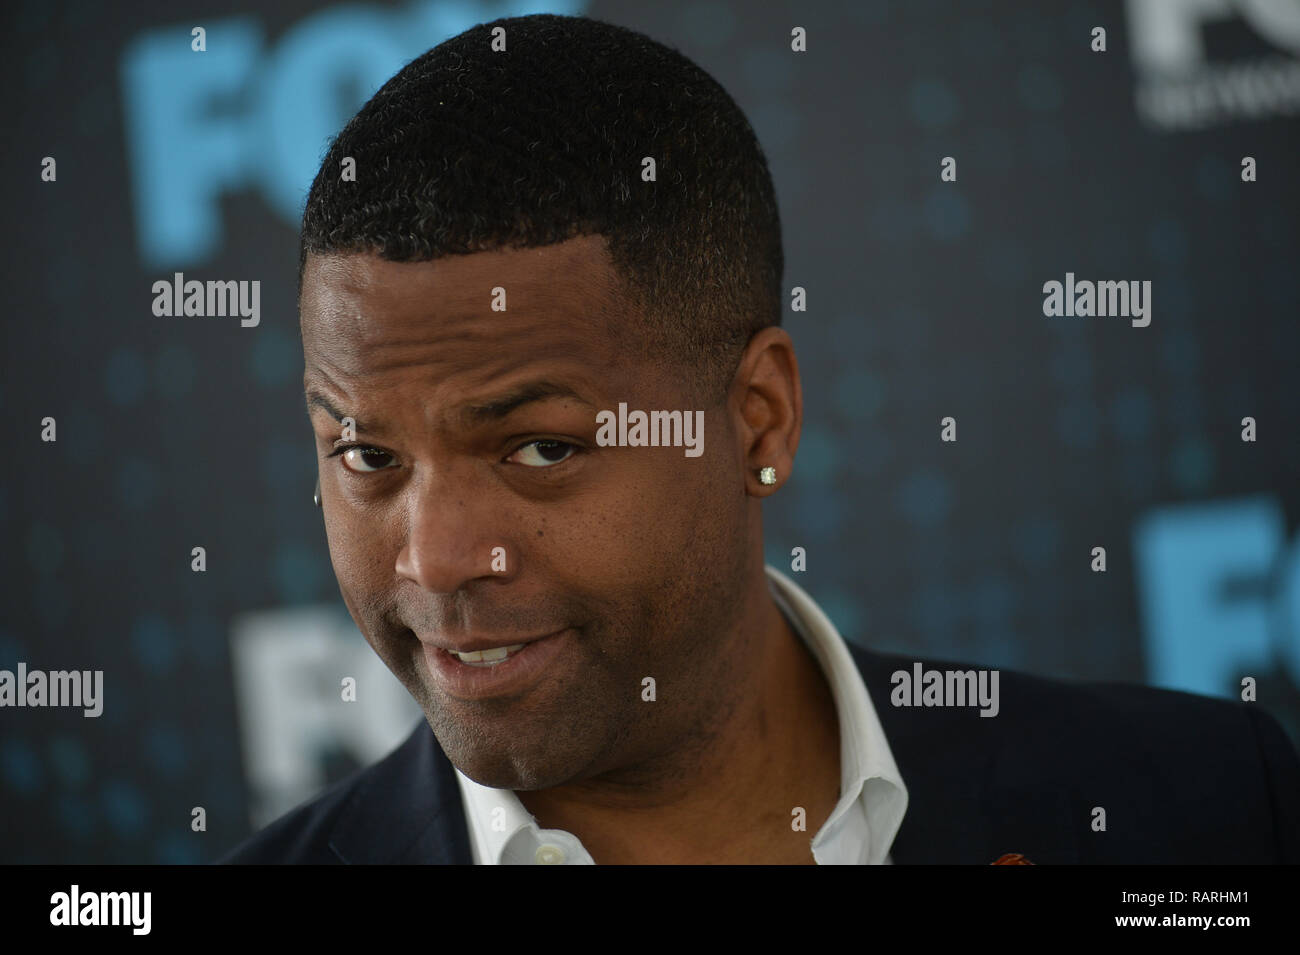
[[453, 644, 526, 665]]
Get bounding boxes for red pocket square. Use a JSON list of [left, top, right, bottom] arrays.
[[990, 853, 1034, 865]]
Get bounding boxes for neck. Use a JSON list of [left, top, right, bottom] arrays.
[[516, 586, 842, 864]]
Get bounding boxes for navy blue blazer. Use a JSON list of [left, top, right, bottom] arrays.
[[220, 645, 1300, 864]]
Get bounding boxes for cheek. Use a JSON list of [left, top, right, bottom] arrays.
[[549, 459, 732, 593], [322, 507, 394, 613]]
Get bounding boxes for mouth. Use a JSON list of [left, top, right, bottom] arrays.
[[417, 628, 573, 700], [442, 643, 529, 667]]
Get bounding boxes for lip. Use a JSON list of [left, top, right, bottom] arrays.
[[427, 634, 550, 654], [421, 628, 572, 700]]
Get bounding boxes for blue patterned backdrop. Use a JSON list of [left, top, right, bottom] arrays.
[[2, 0, 1298, 862]]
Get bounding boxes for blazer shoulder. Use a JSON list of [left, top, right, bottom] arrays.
[[1004, 666, 1300, 862], [858, 647, 1300, 861], [862, 646, 1277, 744], [217, 719, 443, 864]]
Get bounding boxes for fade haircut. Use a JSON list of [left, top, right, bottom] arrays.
[[299, 13, 783, 400]]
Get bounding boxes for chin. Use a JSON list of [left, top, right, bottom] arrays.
[[453, 756, 569, 792], [432, 723, 580, 791]]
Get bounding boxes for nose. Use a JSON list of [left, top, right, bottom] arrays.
[[394, 468, 514, 594]]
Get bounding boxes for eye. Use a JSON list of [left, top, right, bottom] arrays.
[[333, 446, 398, 473], [509, 439, 577, 468]]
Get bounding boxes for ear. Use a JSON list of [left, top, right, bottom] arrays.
[[729, 327, 801, 496]]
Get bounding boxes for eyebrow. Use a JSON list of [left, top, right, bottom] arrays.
[[462, 381, 594, 424], [306, 390, 362, 431], [304, 380, 594, 433]]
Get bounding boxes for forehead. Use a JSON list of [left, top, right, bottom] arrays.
[[299, 234, 631, 382]]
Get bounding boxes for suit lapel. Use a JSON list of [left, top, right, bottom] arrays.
[[849, 645, 1082, 864], [327, 718, 473, 864]]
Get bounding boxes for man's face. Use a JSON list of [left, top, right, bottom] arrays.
[[300, 235, 755, 791]]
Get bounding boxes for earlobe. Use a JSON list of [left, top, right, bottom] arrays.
[[733, 327, 801, 495]]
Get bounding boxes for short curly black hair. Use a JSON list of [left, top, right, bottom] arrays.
[[299, 13, 784, 400]]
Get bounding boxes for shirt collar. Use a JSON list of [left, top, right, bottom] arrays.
[[455, 564, 908, 863], [766, 564, 908, 863], [456, 770, 592, 865]]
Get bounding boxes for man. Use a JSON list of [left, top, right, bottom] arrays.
[[222, 13, 1299, 865]]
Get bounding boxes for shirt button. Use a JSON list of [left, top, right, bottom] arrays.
[[535, 844, 567, 865]]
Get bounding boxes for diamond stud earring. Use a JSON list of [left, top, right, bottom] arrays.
[[758, 466, 777, 486]]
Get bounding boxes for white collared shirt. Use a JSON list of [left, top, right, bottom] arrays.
[[454, 564, 908, 864]]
